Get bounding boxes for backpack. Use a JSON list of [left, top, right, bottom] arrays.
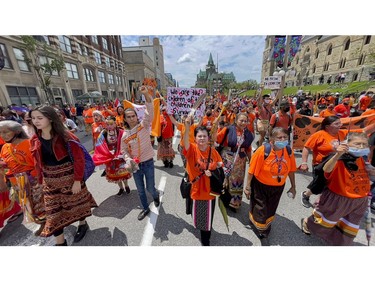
[[305, 153, 335, 195], [263, 142, 292, 159], [66, 139, 95, 182]]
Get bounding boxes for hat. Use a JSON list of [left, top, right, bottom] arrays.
[[342, 98, 350, 104]]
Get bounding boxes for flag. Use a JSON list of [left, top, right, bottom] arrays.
[[292, 113, 375, 149], [287, 35, 302, 67], [122, 98, 161, 137], [151, 98, 161, 137], [114, 98, 120, 108], [273, 36, 286, 68]]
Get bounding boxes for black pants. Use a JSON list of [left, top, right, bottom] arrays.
[[200, 230, 211, 246]]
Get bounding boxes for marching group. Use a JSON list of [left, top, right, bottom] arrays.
[[0, 84, 375, 246]]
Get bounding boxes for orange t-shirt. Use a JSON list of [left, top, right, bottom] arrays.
[[183, 144, 223, 200], [361, 109, 375, 116], [83, 108, 94, 124], [304, 129, 358, 165], [319, 108, 336, 118], [0, 140, 37, 185], [325, 158, 370, 198], [177, 123, 197, 147], [116, 114, 125, 128], [202, 115, 215, 130], [246, 112, 256, 133], [360, 96, 372, 111], [92, 121, 106, 144], [269, 111, 291, 130], [248, 145, 297, 186]]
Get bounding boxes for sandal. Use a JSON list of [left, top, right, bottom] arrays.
[[301, 218, 311, 235], [7, 211, 23, 223]]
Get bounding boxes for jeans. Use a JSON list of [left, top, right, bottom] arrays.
[[132, 158, 159, 210]]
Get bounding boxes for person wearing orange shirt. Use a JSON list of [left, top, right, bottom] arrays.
[[269, 101, 292, 139], [359, 92, 372, 112], [168, 114, 202, 167], [300, 115, 375, 208], [183, 116, 223, 246], [201, 109, 216, 131], [319, 103, 336, 118], [360, 99, 375, 117], [157, 107, 175, 168], [83, 104, 94, 137], [301, 132, 372, 245], [244, 127, 296, 240], [334, 98, 350, 118], [115, 106, 126, 128]]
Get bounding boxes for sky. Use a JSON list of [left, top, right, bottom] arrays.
[[121, 35, 266, 88]]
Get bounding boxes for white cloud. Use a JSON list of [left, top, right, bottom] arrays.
[[122, 35, 266, 88], [177, 53, 193, 64]]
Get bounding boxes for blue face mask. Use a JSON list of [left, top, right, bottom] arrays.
[[348, 147, 370, 158], [274, 140, 289, 149]]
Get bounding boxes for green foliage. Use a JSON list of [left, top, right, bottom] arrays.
[[20, 36, 65, 104]]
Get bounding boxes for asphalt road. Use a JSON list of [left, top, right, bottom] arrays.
[[0, 129, 374, 247]]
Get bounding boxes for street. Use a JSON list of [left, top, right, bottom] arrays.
[[0, 129, 374, 247]]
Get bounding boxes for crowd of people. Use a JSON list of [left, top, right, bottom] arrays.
[[0, 85, 374, 246]]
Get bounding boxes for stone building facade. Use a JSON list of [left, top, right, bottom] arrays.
[[0, 35, 128, 107], [122, 36, 166, 91], [261, 35, 375, 87]]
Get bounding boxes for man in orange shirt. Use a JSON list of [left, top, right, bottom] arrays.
[[83, 104, 94, 137], [319, 103, 336, 118], [269, 101, 292, 136], [359, 92, 372, 112]]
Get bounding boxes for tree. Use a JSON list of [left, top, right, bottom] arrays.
[[20, 35, 65, 105]]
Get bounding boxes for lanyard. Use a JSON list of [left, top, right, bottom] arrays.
[[274, 149, 285, 183]]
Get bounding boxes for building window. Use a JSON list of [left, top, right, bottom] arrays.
[[71, 89, 83, 98], [365, 36, 371, 45], [344, 39, 350, 51], [65, 62, 79, 79], [94, 51, 101, 64], [315, 49, 319, 59], [102, 37, 108, 50], [81, 45, 88, 56], [327, 45, 332, 55], [324, 62, 329, 71], [92, 36, 98, 44], [84, 68, 95, 82], [108, 74, 114, 84], [312, 64, 316, 74], [352, 73, 358, 81], [104, 56, 110, 67], [0, 43, 12, 69], [13, 47, 30, 71], [58, 36, 72, 53], [6, 86, 39, 106], [358, 54, 366, 65], [98, 71, 106, 83], [39, 56, 59, 76], [340, 58, 346, 68]]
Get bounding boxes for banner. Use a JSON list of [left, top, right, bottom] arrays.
[[288, 35, 302, 67], [166, 87, 206, 117], [273, 36, 286, 68], [292, 113, 375, 149]]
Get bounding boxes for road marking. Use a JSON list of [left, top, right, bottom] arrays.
[[140, 175, 167, 246]]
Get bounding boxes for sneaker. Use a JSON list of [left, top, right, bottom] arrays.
[[137, 208, 150, 220], [163, 161, 169, 168], [154, 194, 160, 207], [301, 191, 312, 208], [117, 188, 124, 196], [125, 186, 130, 194], [73, 223, 89, 243], [169, 161, 174, 168], [101, 170, 107, 177], [301, 218, 311, 235]]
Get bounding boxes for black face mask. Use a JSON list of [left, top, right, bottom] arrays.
[[206, 112, 212, 117]]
